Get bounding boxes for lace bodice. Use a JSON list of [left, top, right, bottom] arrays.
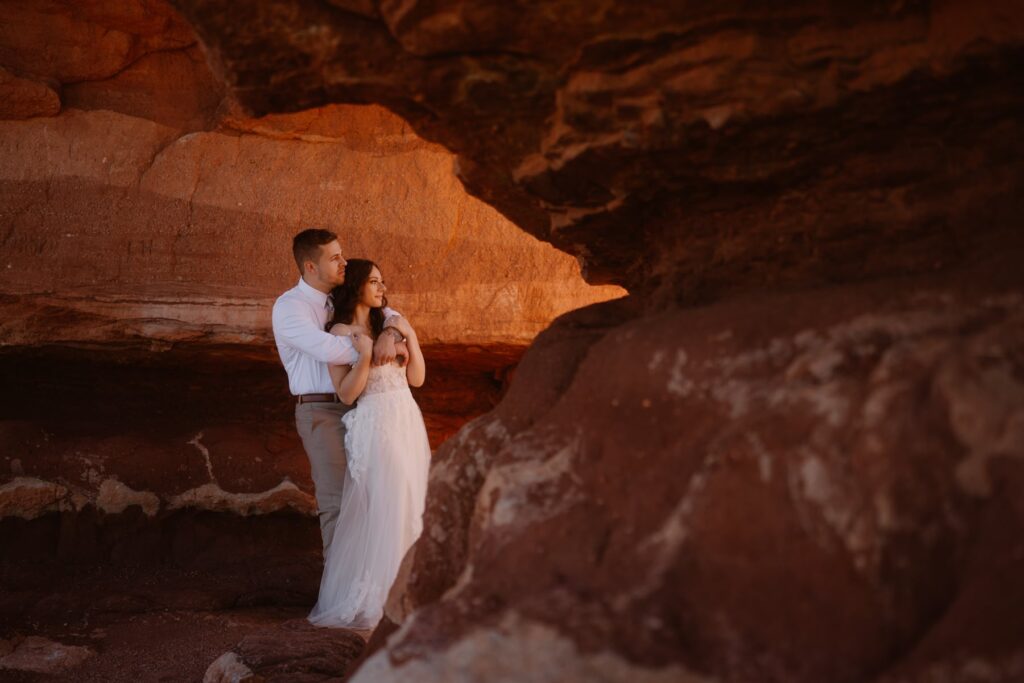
[[361, 362, 409, 396]]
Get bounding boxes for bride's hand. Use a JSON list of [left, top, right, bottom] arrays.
[[351, 332, 373, 357]]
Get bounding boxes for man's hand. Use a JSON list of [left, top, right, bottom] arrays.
[[394, 340, 409, 366], [372, 330, 398, 366]]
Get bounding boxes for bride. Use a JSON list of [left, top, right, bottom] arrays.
[[307, 258, 430, 629]]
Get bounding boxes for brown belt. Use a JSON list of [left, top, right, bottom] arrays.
[[296, 393, 340, 404]]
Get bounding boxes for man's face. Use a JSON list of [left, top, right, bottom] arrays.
[[309, 239, 346, 287]]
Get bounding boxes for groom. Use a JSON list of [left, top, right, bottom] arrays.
[[272, 228, 406, 558]]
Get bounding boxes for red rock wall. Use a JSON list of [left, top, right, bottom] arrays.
[[3, 0, 1024, 681], [164, 1, 1024, 681]]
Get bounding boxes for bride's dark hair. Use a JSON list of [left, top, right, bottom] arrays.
[[326, 259, 387, 338]]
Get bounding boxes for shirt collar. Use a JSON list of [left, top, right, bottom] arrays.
[[297, 277, 330, 308]]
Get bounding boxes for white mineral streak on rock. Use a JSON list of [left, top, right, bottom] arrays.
[[616, 454, 716, 610], [748, 433, 773, 483], [667, 349, 694, 397], [0, 476, 316, 520], [442, 562, 476, 601], [691, 295, 1024, 578], [714, 295, 1023, 506], [189, 431, 218, 483], [0, 477, 69, 519], [788, 449, 878, 572], [933, 309, 1024, 496], [711, 379, 753, 418], [483, 418, 510, 442], [798, 456, 833, 506], [429, 416, 507, 489], [203, 651, 259, 683], [480, 433, 581, 530], [96, 478, 160, 516], [0, 636, 94, 675], [168, 480, 316, 516], [351, 612, 712, 683]]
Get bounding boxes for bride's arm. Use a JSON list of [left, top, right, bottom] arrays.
[[328, 324, 373, 404], [393, 317, 425, 388]]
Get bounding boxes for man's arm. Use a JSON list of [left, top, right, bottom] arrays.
[[373, 307, 404, 365], [381, 307, 404, 339], [272, 299, 359, 365]]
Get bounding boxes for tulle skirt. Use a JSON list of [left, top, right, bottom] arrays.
[[307, 386, 430, 628]]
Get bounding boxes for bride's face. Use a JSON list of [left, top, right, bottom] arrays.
[[359, 266, 387, 308]]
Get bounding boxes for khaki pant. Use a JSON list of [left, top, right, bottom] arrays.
[[295, 401, 355, 557]]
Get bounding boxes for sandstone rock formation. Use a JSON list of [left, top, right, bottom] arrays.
[[0, 636, 94, 676], [204, 619, 365, 683], [162, 1, 1024, 682], [3, 0, 1024, 681], [370, 253, 1024, 683]]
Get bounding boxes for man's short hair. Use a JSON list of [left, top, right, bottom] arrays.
[[292, 228, 338, 273]]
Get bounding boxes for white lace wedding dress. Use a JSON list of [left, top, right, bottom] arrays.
[[307, 362, 431, 629]]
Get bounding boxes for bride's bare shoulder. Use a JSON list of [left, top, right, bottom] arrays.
[[328, 323, 353, 336]]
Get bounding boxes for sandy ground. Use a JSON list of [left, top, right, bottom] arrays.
[[1, 563, 317, 682]]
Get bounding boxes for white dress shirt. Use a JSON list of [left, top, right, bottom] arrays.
[[272, 278, 398, 395]]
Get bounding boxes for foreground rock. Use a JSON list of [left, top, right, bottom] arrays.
[[0, 636, 94, 676], [205, 619, 365, 683], [356, 246, 1024, 683]]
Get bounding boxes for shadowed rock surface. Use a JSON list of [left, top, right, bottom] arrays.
[[374, 249, 1024, 683]]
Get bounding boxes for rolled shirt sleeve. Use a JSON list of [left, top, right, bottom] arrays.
[[382, 307, 402, 328], [272, 298, 360, 366]]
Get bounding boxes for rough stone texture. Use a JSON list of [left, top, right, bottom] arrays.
[[0, 636, 94, 675], [205, 619, 365, 683], [172, 0, 1024, 300], [204, 652, 262, 683], [0, 0, 195, 83], [0, 102, 620, 350], [0, 66, 61, 120], [358, 245, 1024, 683], [62, 44, 225, 129]]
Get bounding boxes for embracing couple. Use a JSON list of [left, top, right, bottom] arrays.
[[271, 228, 431, 630]]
